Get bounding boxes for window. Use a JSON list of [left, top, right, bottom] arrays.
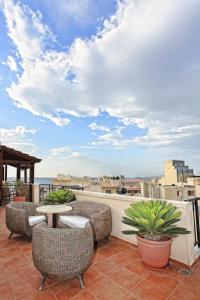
[[188, 191, 194, 196], [177, 191, 179, 197], [106, 189, 111, 194]]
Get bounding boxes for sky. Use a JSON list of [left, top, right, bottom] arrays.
[[0, 0, 200, 178]]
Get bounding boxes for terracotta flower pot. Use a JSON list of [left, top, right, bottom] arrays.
[[13, 196, 26, 202], [137, 235, 172, 269]]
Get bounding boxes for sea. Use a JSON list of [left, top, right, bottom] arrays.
[[8, 177, 53, 185], [34, 178, 53, 185]]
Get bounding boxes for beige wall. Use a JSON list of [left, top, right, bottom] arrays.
[[188, 177, 200, 197], [74, 191, 199, 266], [164, 160, 178, 185], [32, 185, 200, 266]]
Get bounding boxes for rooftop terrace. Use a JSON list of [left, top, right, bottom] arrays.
[[0, 206, 200, 300]]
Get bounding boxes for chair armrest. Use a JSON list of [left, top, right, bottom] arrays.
[[6, 206, 29, 235]]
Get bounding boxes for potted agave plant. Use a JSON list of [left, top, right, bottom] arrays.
[[43, 189, 75, 205], [122, 200, 190, 269]]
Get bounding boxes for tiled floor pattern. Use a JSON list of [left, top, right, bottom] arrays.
[[0, 207, 200, 300]]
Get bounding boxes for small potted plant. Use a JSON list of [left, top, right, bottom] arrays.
[[43, 189, 75, 205], [122, 200, 190, 269], [14, 180, 29, 202]]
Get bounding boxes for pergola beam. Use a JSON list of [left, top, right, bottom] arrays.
[[3, 160, 31, 165], [16, 166, 21, 181], [0, 145, 41, 205], [4, 165, 7, 181]]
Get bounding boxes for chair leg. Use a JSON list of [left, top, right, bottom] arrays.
[[78, 274, 84, 289], [39, 274, 47, 291], [94, 241, 98, 249], [27, 235, 32, 242], [8, 232, 13, 239], [105, 235, 110, 242]]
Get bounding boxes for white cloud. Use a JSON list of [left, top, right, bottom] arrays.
[[49, 146, 83, 159], [50, 146, 71, 156], [0, 125, 37, 153], [2, 0, 200, 152], [89, 122, 110, 132], [37, 148, 119, 177], [5, 55, 18, 71], [90, 126, 132, 149]]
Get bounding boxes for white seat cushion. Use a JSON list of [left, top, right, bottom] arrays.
[[28, 215, 46, 227], [59, 215, 89, 228]]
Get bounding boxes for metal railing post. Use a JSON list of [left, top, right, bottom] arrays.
[[185, 197, 200, 247]]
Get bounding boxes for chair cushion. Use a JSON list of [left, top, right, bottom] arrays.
[[59, 215, 89, 228], [28, 215, 46, 227]]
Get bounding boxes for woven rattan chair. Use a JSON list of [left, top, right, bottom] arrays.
[[6, 202, 46, 240], [32, 222, 94, 290], [58, 200, 112, 242]]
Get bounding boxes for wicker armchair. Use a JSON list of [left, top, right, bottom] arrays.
[[58, 200, 112, 242], [32, 222, 94, 290], [6, 202, 46, 240]]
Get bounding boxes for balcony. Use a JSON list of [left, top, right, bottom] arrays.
[[1, 189, 200, 299]]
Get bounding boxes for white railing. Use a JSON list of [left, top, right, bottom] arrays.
[[32, 185, 200, 267]]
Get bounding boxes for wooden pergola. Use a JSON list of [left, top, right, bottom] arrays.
[[0, 145, 41, 204]]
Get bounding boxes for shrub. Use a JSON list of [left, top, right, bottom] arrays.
[[43, 189, 75, 205], [122, 200, 190, 241]]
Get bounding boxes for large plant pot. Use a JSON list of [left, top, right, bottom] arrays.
[[13, 196, 26, 202], [137, 235, 172, 269]]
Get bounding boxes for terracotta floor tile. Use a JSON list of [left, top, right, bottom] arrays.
[[166, 263, 188, 281], [166, 296, 179, 300], [84, 266, 105, 288], [125, 260, 151, 279], [111, 251, 138, 267], [0, 264, 6, 280], [46, 276, 59, 287], [122, 248, 141, 260], [24, 251, 33, 261], [7, 266, 42, 299], [97, 245, 119, 257], [50, 278, 83, 300], [20, 243, 32, 252], [121, 293, 138, 300], [20, 289, 56, 300], [9, 278, 42, 299], [130, 280, 169, 300], [89, 278, 127, 300], [171, 281, 200, 300], [0, 278, 15, 300], [92, 252, 106, 265], [109, 267, 142, 291], [5, 260, 35, 276], [108, 240, 130, 251], [180, 272, 200, 293], [7, 258, 35, 271], [193, 261, 200, 273], [94, 257, 121, 276], [3, 253, 29, 272], [0, 239, 17, 250], [71, 290, 97, 300], [146, 272, 180, 292]]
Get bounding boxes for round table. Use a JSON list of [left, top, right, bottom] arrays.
[[36, 205, 72, 228]]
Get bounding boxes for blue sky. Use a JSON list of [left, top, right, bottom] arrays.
[[0, 0, 200, 177]]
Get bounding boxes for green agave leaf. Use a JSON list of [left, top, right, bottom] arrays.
[[160, 218, 181, 228], [122, 200, 189, 238], [122, 216, 138, 227], [121, 230, 139, 235]]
